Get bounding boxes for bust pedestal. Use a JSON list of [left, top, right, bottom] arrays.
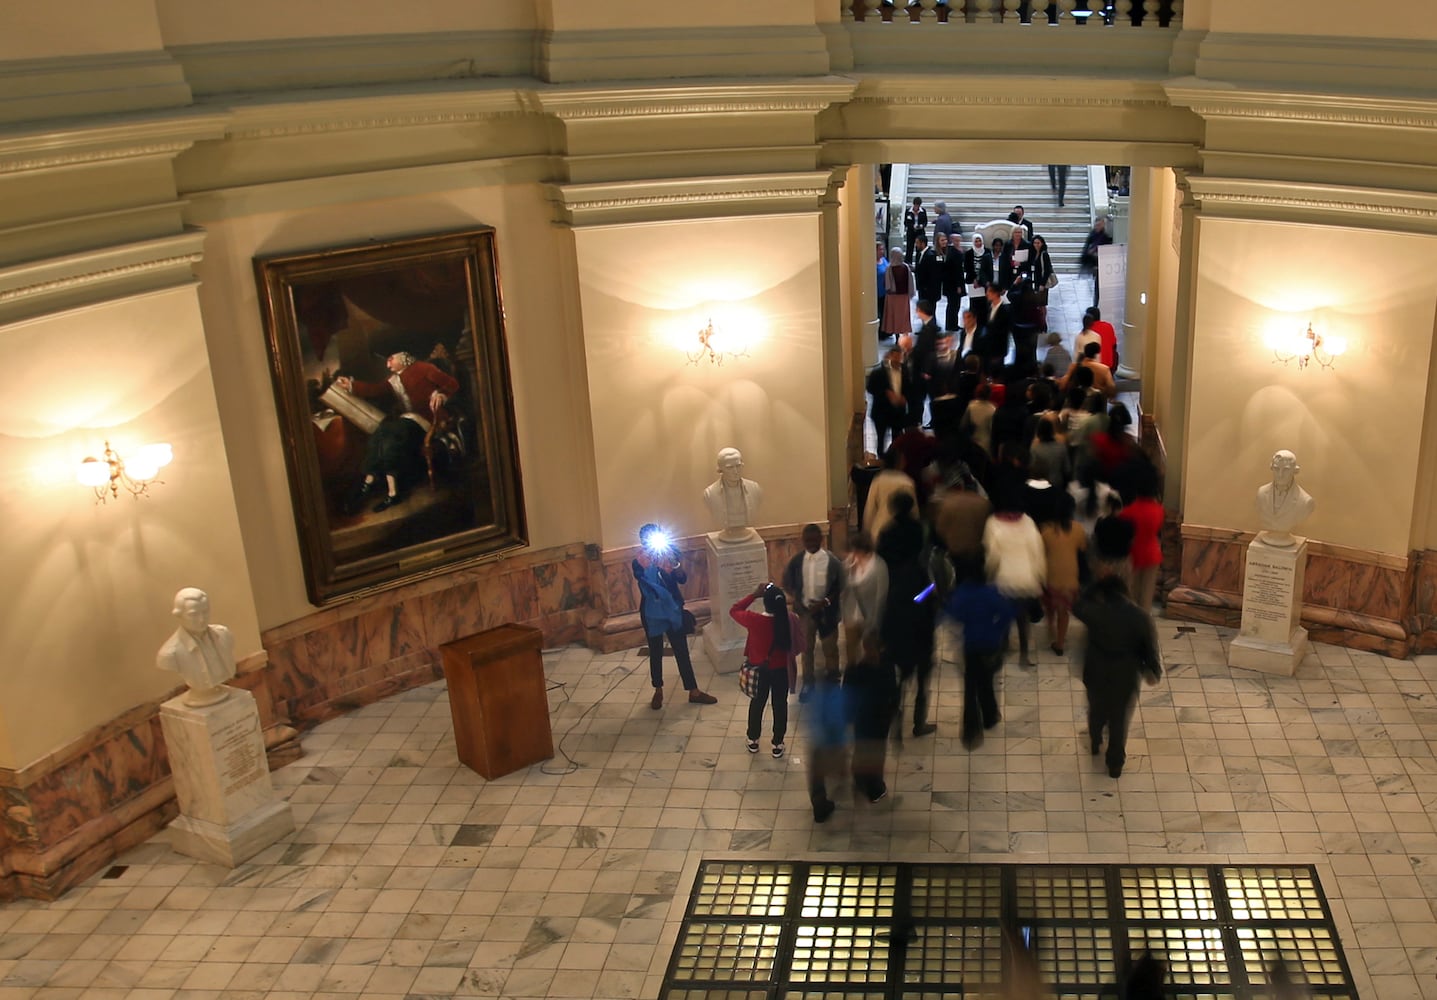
[[700, 531, 769, 674], [160, 687, 294, 867], [1228, 536, 1309, 676]]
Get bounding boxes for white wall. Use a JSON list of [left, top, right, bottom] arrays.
[[194, 183, 597, 629], [0, 286, 258, 768], [1184, 218, 1437, 555], [574, 215, 829, 549]]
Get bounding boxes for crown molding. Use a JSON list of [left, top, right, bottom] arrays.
[[1185, 176, 1437, 230], [0, 229, 206, 322], [549, 170, 840, 226], [0, 109, 230, 175], [851, 76, 1171, 110], [221, 83, 536, 139], [533, 78, 858, 120], [1166, 79, 1437, 130]]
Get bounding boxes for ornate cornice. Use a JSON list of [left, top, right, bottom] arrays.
[[550, 170, 838, 224], [1185, 176, 1437, 224], [223, 86, 534, 139], [0, 110, 229, 175], [0, 230, 207, 306], [534, 78, 858, 120], [1166, 80, 1437, 130]]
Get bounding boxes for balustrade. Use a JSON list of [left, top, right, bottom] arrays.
[[849, 0, 1180, 26]]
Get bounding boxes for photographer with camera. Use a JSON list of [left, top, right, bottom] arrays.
[[633, 523, 716, 710]]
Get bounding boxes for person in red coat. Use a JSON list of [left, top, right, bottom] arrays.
[[732, 584, 799, 758], [341, 351, 459, 426], [337, 352, 461, 512], [1119, 467, 1165, 612]]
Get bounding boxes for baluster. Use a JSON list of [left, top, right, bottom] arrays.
[[1054, 0, 1076, 26], [1169, 0, 1182, 26], [1115, 0, 1136, 25], [916, 0, 940, 22], [973, 0, 997, 23], [1141, 0, 1160, 26], [1003, 0, 1022, 23]]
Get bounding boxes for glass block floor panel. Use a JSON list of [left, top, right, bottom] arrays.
[[661, 863, 1359, 1000]]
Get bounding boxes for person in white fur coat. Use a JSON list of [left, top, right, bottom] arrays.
[[983, 497, 1046, 668]]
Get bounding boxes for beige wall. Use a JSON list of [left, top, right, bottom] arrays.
[[193, 183, 596, 630], [1184, 218, 1437, 556], [574, 215, 828, 550], [539, 0, 818, 31], [1148, 168, 1182, 454], [0, 0, 164, 60], [0, 286, 259, 769], [1200, 0, 1437, 39], [154, 0, 536, 45]]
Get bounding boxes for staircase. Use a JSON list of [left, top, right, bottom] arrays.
[[902, 163, 1093, 272]]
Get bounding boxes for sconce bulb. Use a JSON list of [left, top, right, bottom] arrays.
[[1324, 336, 1347, 357], [134, 443, 173, 473], [77, 457, 109, 487]]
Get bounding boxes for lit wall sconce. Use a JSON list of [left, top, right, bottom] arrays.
[[687, 317, 750, 367], [77, 441, 173, 503], [1271, 322, 1345, 371]]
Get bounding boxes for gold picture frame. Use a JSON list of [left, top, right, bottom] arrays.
[[254, 227, 526, 604]]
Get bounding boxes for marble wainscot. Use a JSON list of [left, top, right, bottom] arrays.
[[701, 531, 771, 673], [1228, 536, 1309, 675], [160, 687, 294, 867]]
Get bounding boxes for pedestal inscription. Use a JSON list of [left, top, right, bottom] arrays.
[[160, 687, 294, 867], [701, 532, 769, 674], [1230, 537, 1309, 676]]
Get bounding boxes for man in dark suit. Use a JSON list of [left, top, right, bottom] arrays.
[[1007, 204, 1035, 240], [937, 233, 966, 332], [914, 234, 941, 306], [924, 334, 965, 438], [866, 346, 910, 453], [910, 298, 942, 419], [782, 523, 844, 701], [904, 196, 927, 264], [981, 285, 1013, 370]]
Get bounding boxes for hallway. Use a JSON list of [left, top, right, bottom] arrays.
[[1, 619, 1434, 998]]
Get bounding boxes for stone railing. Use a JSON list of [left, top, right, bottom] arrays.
[[846, 0, 1181, 27]]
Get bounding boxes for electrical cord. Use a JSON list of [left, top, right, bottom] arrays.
[[536, 646, 641, 775]]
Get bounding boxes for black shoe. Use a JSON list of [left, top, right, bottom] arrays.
[[1108, 765, 1123, 778], [372, 495, 400, 512], [869, 786, 889, 804], [912, 722, 937, 737], [1091, 743, 1102, 757], [814, 800, 836, 824], [984, 714, 1001, 730], [961, 732, 982, 751]]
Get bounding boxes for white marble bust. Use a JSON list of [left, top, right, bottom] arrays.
[[702, 447, 763, 543], [156, 588, 236, 706], [1255, 449, 1315, 547]]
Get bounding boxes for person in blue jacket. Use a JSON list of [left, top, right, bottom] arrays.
[[942, 556, 1015, 749]]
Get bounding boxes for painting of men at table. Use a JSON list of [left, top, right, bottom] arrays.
[[256, 228, 526, 604]]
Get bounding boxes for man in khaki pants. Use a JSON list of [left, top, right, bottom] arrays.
[[781, 524, 843, 703]]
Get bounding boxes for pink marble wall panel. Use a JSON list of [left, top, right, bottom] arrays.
[[1179, 537, 1243, 594], [1302, 553, 1349, 609]]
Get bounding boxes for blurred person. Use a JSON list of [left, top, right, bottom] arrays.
[[984, 493, 1046, 668], [840, 530, 889, 671], [863, 447, 917, 542], [1040, 493, 1087, 655], [943, 556, 1015, 749], [878, 492, 938, 737], [782, 523, 844, 701], [845, 634, 898, 802], [1073, 572, 1162, 778]]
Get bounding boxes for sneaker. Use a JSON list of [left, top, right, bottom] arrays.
[[912, 722, 937, 737], [813, 799, 836, 824], [771, 743, 785, 759], [688, 690, 717, 705], [650, 688, 663, 710], [746, 739, 759, 754]]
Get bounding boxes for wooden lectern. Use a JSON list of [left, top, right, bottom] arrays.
[[439, 624, 553, 779]]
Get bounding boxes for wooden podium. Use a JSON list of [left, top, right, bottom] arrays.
[[439, 624, 553, 779]]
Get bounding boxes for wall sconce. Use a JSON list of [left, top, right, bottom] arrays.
[[1272, 322, 1345, 371], [687, 317, 749, 367], [77, 441, 173, 503]]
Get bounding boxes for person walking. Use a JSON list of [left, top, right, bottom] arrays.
[[840, 531, 888, 672], [983, 498, 1046, 667], [633, 524, 716, 709], [942, 558, 1015, 749], [877, 492, 938, 737], [845, 634, 898, 802], [1073, 573, 1162, 778], [1040, 493, 1087, 655], [731, 583, 800, 758], [782, 523, 844, 701]]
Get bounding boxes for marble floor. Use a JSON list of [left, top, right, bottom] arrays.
[[2, 617, 1437, 999]]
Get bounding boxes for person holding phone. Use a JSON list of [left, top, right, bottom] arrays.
[[633, 523, 716, 710]]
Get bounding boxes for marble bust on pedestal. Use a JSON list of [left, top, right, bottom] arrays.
[[156, 588, 236, 706], [1255, 449, 1315, 547], [702, 447, 763, 543]]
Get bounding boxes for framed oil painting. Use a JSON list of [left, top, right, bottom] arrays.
[[255, 228, 526, 604]]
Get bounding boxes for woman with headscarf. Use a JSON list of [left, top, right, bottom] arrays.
[[880, 246, 914, 342]]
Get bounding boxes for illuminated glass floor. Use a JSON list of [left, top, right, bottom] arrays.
[[662, 861, 1358, 999]]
